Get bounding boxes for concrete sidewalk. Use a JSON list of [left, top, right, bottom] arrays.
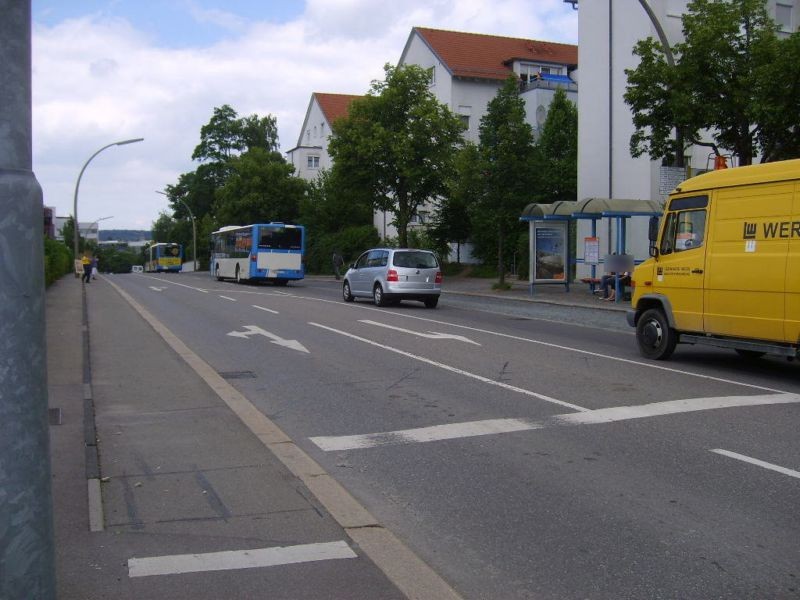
[[46, 276, 411, 600]]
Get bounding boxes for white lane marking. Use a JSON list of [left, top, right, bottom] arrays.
[[219, 295, 237, 302], [309, 322, 586, 412], [312, 419, 543, 451], [128, 541, 356, 578], [710, 449, 800, 480], [551, 393, 800, 425], [227, 325, 309, 354], [310, 393, 800, 451], [359, 319, 481, 346], [138, 279, 791, 395], [270, 291, 793, 395], [143, 274, 209, 293], [253, 304, 279, 314], [148, 286, 165, 292]]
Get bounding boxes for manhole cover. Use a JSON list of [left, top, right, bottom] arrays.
[[219, 371, 257, 379]]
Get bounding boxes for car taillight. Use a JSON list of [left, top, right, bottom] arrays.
[[435, 271, 442, 283], [386, 269, 399, 282]]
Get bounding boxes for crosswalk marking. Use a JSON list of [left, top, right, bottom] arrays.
[[310, 393, 800, 452]]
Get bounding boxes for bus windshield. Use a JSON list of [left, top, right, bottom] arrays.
[[259, 227, 302, 250]]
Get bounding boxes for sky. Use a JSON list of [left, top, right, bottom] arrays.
[[32, 0, 578, 230]]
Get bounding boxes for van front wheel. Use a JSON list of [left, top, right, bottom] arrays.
[[636, 308, 677, 360]]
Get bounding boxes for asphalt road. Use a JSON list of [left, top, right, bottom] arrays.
[[107, 271, 800, 600]]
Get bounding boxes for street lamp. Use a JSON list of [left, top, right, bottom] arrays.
[[156, 189, 197, 272], [72, 138, 143, 259], [85, 215, 113, 247]]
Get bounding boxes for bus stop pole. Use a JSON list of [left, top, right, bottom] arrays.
[[0, 1, 57, 598]]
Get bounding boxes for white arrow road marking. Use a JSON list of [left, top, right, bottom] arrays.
[[143, 275, 208, 293], [359, 319, 480, 345], [148, 286, 166, 292], [128, 541, 356, 577], [710, 449, 800, 480], [309, 322, 582, 411], [252, 305, 279, 314], [219, 295, 237, 302], [310, 393, 800, 451], [227, 325, 309, 354]]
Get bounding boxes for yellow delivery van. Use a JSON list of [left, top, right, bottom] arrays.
[[627, 159, 800, 360]]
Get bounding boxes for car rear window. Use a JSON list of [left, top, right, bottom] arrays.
[[393, 251, 438, 269]]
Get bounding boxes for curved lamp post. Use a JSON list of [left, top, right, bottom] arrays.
[[86, 215, 113, 246], [156, 189, 197, 272], [73, 138, 143, 258]]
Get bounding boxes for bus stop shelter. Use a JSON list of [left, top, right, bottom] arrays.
[[520, 198, 663, 299]]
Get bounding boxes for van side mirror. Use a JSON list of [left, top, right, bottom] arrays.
[[648, 216, 660, 242], [648, 216, 660, 258]]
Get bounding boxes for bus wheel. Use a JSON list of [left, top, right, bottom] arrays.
[[636, 308, 677, 360], [235, 265, 241, 284], [215, 265, 222, 281]]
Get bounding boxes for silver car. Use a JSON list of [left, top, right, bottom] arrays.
[[342, 248, 442, 308]]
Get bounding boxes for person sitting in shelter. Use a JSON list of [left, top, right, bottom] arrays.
[[598, 270, 631, 301]]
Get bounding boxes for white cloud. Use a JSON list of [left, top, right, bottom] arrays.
[[32, 1, 576, 229]]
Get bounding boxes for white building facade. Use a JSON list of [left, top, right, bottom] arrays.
[[576, 0, 799, 266], [286, 93, 361, 182]]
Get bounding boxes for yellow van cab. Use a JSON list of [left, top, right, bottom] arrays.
[[628, 159, 800, 360]]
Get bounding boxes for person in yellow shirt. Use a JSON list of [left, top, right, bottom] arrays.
[[80, 254, 92, 284]]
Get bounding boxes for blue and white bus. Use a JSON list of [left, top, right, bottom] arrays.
[[211, 223, 305, 285], [145, 242, 183, 273]]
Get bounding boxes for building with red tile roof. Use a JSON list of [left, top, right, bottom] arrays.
[[286, 92, 362, 180]]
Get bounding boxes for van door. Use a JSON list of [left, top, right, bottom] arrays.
[[653, 196, 708, 333], [705, 182, 791, 341]]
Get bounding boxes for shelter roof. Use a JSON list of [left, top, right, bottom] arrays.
[[521, 198, 663, 220]]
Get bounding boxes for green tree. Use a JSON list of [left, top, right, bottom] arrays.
[[151, 212, 178, 244], [214, 147, 306, 226], [474, 75, 536, 286], [532, 88, 578, 203], [625, 0, 799, 165], [433, 142, 481, 263], [329, 64, 464, 247]]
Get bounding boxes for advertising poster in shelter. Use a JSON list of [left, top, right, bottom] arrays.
[[534, 222, 567, 281]]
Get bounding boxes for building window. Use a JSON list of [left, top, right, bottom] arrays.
[[459, 115, 470, 129], [776, 3, 793, 32], [519, 63, 562, 84], [307, 156, 320, 169], [320, 122, 325, 137], [427, 66, 435, 86], [306, 129, 310, 143]]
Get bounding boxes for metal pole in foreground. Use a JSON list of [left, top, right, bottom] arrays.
[[72, 137, 143, 260], [0, 2, 56, 598]]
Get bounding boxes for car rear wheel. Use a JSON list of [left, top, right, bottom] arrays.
[[343, 281, 354, 302], [424, 297, 439, 308], [636, 308, 677, 360], [373, 284, 387, 307]]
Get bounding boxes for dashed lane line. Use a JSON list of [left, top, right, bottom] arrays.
[[710, 449, 800, 480]]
